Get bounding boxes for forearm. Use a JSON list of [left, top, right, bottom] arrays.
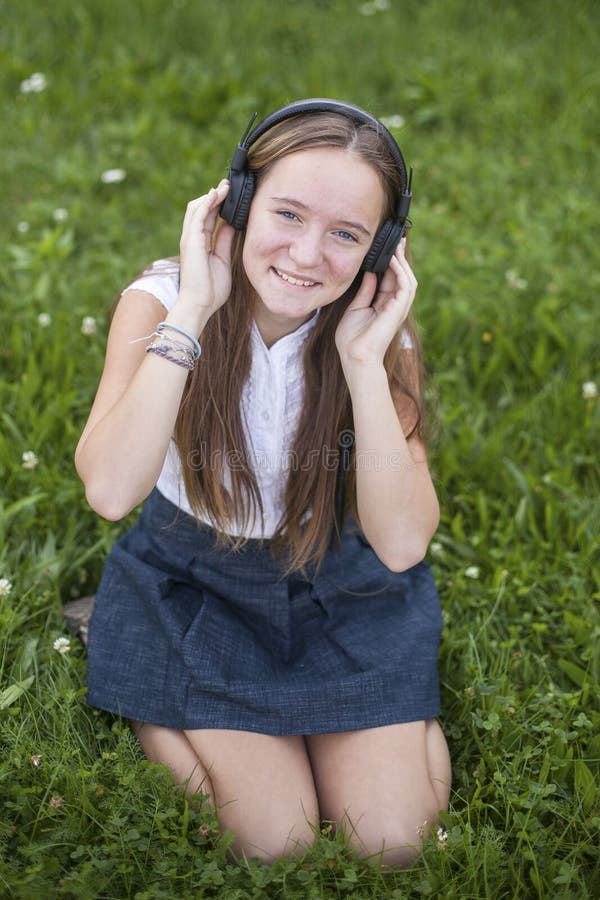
[[75, 303, 209, 519], [346, 363, 439, 571]]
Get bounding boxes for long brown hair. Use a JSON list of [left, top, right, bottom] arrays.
[[175, 112, 426, 570]]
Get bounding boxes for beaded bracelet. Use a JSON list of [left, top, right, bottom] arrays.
[[146, 342, 195, 371], [156, 322, 201, 360], [146, 337, 195, 362], [147, 333, 196, 357]]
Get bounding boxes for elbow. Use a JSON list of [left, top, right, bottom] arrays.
[[75, 450, 140, 521], [84, 484, 133, 521], [362, 490, 441, 573], [376, 539, 430, 573], [78, 472, 137, 521], [369, 512, 440, 573]]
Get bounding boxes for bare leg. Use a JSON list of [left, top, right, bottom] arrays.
[[130, 720, 215, 803], [184, 729, 319, 864], [425, 718, 452, 811], [306, 718, 451, 868]]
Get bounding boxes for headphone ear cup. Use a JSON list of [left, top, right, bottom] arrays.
[[220, 171, 256, 230], [362, 219, 404, 273]]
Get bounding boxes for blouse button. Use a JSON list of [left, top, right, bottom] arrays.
[[261, 410, 270, 421]]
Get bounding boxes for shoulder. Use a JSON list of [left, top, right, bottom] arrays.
[[122, 258, 180, 311]]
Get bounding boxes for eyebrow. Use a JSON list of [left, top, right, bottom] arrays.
[[269, 196, 373, 238]]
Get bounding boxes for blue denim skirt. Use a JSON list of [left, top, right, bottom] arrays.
[[86, 488, 442, 735]]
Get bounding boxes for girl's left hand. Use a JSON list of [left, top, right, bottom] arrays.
[[335, 237, 417, 368]]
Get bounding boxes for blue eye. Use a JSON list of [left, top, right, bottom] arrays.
[[277, 210, 299, 222], [335, 230, 358, 242]]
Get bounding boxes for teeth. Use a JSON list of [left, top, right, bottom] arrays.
[[276, 269, 315, 287]]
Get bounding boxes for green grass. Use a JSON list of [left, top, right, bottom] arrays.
[[1, 0, 598, 896]]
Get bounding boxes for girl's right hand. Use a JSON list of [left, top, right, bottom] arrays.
[[177, 179, 235, 316]]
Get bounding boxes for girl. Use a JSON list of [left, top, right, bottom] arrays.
[[75, 99, 451, 867]]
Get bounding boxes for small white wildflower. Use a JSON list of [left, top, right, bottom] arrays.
[[436, 826, 448, 849], [20, 72, 47, 94], [359, 0, 389, 12], [505, 269, 528, 291], [0, 578, 13, 598], [17, 221, 30, 234], [21, 451, 39, 470], [81, 316, 97, 335], [30, 754, 42, 768], [100, 168, 127, 184], [380, 114, 405, 129], [53, 636, 71, 655], [465, 566, 480, 579], [430, 541, 443, 555], [37, 312, 52, 327], [53, 207, 69, 223], [582, 381, 598, 399]]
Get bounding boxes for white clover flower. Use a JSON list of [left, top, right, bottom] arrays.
[[360, 0, 390, 10], [53, 207, 69, 223], [22, 451, 39, 470], [582, 381, 598, 399], [17, 221, 30, 234], [430, 541, 443, 555], [380, 114, 406, 129], [436, 826, 448, 849], [81, 316, 97, 335], [465, 566, 480, 579], [0, 578, 13, 598], [505, 269, 528, 291], [30, 754, 42, 767], [100, 168, 127, 184], [20, 72, 47, 94], [53, 636, 71, 654], [37, 312, 52, 327]]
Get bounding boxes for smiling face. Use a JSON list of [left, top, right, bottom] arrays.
[[241, 146, 386, 346]]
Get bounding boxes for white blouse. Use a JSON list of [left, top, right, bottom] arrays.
[[126, 259, 412, 539], [125, 260, 318, 538]]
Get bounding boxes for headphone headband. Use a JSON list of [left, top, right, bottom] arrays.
[[238, 98, 408, 189]]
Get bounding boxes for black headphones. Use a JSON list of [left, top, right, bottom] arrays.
[[220, 98, 413, 275]]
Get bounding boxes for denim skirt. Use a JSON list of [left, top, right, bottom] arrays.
[[86, 488, 443, 735]]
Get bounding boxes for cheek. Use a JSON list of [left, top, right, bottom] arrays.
[[329, 249, 365, 287], [242, 221, 280, 269]]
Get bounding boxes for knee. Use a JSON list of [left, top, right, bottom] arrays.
[[347, 825, 420, 869], [230, 821, 317, 865], [345, 802, 442, 869]]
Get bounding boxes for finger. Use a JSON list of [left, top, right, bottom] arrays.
[[201, 180, 230, 234], [377, 264, 397, 296], [395, 235, 408, 257], [389, 253, 417, 291], [393, 240, 417, 279], [183, 180, 229, 224], [346, 271, 378, 310], [212, 221, 235, 265]]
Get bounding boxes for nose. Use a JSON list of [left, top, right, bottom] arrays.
[[288, 228, 323, 269]]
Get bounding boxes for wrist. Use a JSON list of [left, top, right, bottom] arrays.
[[341, 357, 388, 392], [168, 299, 212, 339]]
